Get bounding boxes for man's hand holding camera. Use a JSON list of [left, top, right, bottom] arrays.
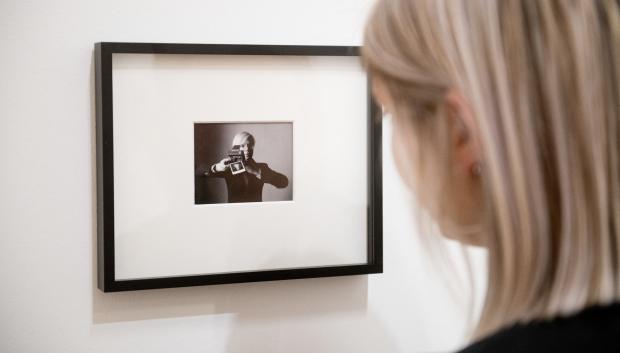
[[212, 156, 262, 179], [212, 157, 232, 173]]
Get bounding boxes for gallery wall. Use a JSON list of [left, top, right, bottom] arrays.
[[0, 0, 484, 352]]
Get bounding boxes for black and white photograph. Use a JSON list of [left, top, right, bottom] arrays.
[[194, 122, 294, 204]]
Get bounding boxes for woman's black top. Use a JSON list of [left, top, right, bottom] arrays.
[[458, 302, 620, 353]]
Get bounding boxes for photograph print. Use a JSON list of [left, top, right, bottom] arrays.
[[194, 122, 293, 204]]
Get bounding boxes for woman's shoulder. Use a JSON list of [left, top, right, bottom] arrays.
[[458, 302, 620, 353]]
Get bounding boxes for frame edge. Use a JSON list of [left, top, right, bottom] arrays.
[[94, 42, 381, 292]]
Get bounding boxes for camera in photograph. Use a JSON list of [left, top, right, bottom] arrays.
[[227, 145, 246, 175]]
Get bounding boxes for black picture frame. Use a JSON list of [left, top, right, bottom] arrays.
[[95, 42, 382, 292]]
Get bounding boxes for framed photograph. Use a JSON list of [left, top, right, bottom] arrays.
[[95, 42, 382, 292]]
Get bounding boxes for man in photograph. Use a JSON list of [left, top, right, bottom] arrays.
[[204, 131, 289, 203]]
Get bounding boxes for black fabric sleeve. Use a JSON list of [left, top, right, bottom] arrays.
[[259, 163, 288, 188], [204, 164, 227, 178]]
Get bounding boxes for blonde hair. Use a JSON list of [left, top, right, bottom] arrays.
[[232, 131, 255, 147], [363, 0, 620, 338]]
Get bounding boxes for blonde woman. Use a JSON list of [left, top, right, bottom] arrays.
[[363, 0, 620, 351]]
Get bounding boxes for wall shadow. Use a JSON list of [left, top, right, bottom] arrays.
[[92, 275, 369, 324]]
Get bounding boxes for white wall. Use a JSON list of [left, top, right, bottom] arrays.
[[0, 1, 481, 352]]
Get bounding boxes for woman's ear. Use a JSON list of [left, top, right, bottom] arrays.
[[371, 76, 395, 114], [444, 90, 481, 177]]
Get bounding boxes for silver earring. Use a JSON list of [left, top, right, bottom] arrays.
[[471, 162, 482, 176]]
